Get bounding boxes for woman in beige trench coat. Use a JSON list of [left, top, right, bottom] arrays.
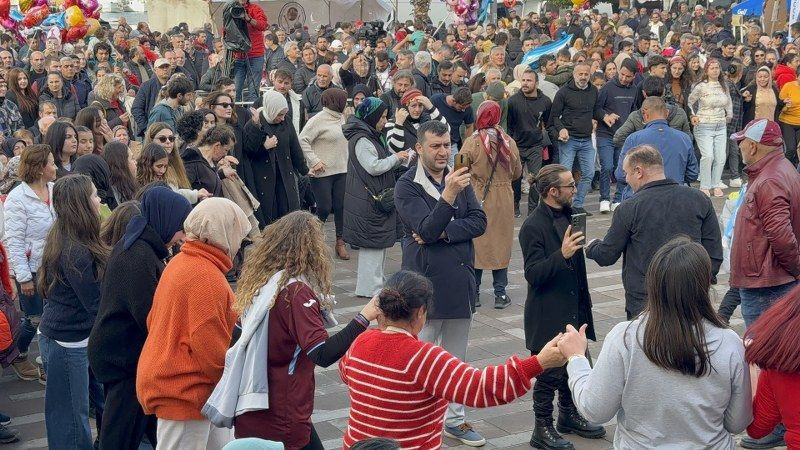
[[458, 99, 522, 309]]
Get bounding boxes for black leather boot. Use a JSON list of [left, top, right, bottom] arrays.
[[529, 420, 575, 450], [556, 408, 606, 439]]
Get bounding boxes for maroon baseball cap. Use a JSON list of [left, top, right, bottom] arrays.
[[730, 118, 784, 146]]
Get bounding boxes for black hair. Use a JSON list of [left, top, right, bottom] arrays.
[[417, 120, 449, 145], [350, 438, 401, 450], [176, 110, 206, 144], [648, 55, 668, 70], [620, 58, 638, 74], [377, 271, 433, 321], [166, 76, 194, 98], [213, 77, 235, 90], [641, 75, 666, 97]]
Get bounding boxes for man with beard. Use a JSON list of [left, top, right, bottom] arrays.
[[519, 164, 604, 450], [508, 69, 552, 217], [315, 35, 335, 66], [292, 47, 317, 95], [380, 70, 414, 120], [301, 64, 336, 119], [26, 51, 47, 86], [60, 56, 89, 108], [429, 60, 454, 96], [340, 52, 379, 97], [127, 46, 153, 85], [147, 75, 194, 129]]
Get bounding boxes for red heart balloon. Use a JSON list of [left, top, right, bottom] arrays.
[[0, 0, 10, 19], [65, 24, 87, 42]]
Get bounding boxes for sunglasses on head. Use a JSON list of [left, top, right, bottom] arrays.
[[213, 102, 233, 108], [156, 135, 176, 143]]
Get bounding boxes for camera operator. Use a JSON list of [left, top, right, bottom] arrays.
[[339, 49, 380, 97], [229, 0, 267, 103]]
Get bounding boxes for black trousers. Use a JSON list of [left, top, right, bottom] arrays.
[[99, 377, 157, 450], [532, 363, 575, 422], [512, 146, 544, 213], [718, 287, 741, 323], [309, 173, 346, 237], [300, 424, 323, 450], [779, 121, 800, 166]]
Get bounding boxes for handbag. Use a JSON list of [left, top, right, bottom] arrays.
[[352, 165, 395, 214]]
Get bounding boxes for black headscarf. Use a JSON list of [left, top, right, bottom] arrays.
[[73, 154, 118, 210], [120, 186, 192, 251], [0, 138, 22, 158]]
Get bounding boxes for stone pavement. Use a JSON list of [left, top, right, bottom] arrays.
[[0, 190, 781, 450]]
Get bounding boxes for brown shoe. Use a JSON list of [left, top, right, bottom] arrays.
[[336, 238, 350, 260], [11, 356, 38, 381]]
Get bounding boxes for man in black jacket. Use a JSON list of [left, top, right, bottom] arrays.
[[131, 58, 172, 137], [291, 47, 317, 95], [507, 69, 552, 216], [519, 164, 604, 450], [585, 145, 722, 318], [301, 64, 336, 119], [394, 121, 488, 447]]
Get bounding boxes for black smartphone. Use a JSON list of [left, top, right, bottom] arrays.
[[571, 213, 587, 237]]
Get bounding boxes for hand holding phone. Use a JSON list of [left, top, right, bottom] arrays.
[[454, 153, 471, 172], [571, 213, 587, 237]]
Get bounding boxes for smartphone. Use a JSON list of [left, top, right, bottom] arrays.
[[571, 213, 587, 237], [454, 154, 471, 172]]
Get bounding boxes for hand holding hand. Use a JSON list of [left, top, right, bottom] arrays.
[[360, 295, 382, 321], [20, 281, 34, 297], [561, 225, 585, 259], [558, 324, 589, 359], [537, 333, 568, 369]]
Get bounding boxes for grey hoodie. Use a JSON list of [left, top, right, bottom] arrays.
[[567, 317, 752, 450], [613, 103, 692, 148]]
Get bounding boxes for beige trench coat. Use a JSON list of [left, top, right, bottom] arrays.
[[458, 132, 522, 270]]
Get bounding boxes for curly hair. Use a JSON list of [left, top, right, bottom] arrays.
[[234, 211, 332, 314], [94, 73, 125, 102]]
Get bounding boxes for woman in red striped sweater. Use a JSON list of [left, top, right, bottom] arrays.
[[339, 270, 567, 449]]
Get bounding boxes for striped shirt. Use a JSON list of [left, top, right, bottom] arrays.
[[339, 329, 543, 449], [385, 107, 450, 153]]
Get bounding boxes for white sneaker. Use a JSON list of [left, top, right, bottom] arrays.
[[716, 181, 728, 189], [610, 202, 621, 212], [599, 200, 611, 213], [729, 178, 743, 188]]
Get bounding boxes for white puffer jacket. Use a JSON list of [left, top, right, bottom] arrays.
[[4, 182, 55, 283]]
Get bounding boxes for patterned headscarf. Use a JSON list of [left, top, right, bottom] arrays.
[[475, 100, 511, 170], [354, 97, 388, 130]]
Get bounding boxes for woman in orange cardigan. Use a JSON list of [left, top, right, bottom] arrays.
[[136, 197, 251, 449]]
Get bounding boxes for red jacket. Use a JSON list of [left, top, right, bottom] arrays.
[[730, 150, 800, 289], [774, 64, 797, 91], [748, 370, 800, 450], [234, 2, 268, 59]]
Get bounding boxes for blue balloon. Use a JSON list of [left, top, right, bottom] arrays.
[[9, 9, 22, 22], [41, 11, 65, 28]]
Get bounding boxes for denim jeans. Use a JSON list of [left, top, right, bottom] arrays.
[[15, 273, 42, 354], [694, 122, 727, 189], [39, 334, 93, 450], [475, 268, 509, 297], [596, 136, 622, 202], [558, 137, 595, 207], [740, 281, 798, 328], [232, 55, 265, 103]]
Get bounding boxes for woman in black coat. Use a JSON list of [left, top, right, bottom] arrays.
[[742, 66, 785, 125], [88, 186, 192, 450], [182, 125, 237, 198], [242, 90, 308, 227]]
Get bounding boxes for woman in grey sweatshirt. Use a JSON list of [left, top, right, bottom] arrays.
[[559, 237, 752, 449]]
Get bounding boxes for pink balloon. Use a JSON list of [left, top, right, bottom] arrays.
[[34, 0, 47, 7], [445, 0, 458, 5], [0, 16, 15, 30], [79, 0, 97, 13]]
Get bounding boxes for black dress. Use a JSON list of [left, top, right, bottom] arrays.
[[241, 115, 308, 227]]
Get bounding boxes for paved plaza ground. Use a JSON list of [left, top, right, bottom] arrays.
[[0, 190, 781, 449]]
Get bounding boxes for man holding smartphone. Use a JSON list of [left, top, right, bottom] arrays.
[[519, 164, 604, 450]]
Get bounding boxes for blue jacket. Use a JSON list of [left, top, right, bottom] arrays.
[[131, 77, 163, 136], [616, 119, 698, 200]]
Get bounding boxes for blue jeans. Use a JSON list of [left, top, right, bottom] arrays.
[[475, 268, 509, 297], [596, 136, 622, 202], [39, 334, 93, 450], [740, 281, 798, 328], [232, 55, 264, 103], [15, 273, 42, 354], [558, 137, 595, 207], [694, 122, 727, 189]]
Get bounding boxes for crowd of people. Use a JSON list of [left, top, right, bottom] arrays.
[[0, 0, 799, 449]]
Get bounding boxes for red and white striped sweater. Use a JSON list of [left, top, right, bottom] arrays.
[[339, 329, 543, 449]]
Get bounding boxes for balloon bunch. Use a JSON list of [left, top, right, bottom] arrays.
[[571, 0, 590, 11], [443, 0, 480, 26], [0, 0, 101, 43]]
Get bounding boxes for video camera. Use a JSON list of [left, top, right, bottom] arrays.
[[356, 21, 386, 47]]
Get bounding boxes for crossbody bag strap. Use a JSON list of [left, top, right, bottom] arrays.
[[481, 147, 501, 205]]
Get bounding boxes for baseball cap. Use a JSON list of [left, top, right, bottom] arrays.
[[154, 58, 170, 68], [730, 118, 784, 146], [330, 39, 343, 50]]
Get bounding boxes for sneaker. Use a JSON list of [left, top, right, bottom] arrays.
[[740, 428, 786, 449], [494, 294, 512, 309], [716, 181, 729, 189], [0, 424, 18, 444], [729, 177, 743, 188], [514, 203, 521, 218], [443, 422, 486, 447], [475, 294, 481, 308], [610, 202, 621, 212], [599, 200, 610, 214], [0, 413, 10, 426], [36, 356, 46, 386], [11, 356, 38, 381]]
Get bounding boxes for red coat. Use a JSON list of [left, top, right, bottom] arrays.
[[730, 150, 800, 289], [234, 2, 268, 59], [748, 370, 800, 450], [774, 64, 797, 91]]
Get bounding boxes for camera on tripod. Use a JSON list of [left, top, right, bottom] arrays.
[[356, 21, 386, 47]]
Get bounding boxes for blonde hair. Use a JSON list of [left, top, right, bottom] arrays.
[[234, 211, 332, 314], [94, 73, 125, 102], [144, 122, 191, 189]]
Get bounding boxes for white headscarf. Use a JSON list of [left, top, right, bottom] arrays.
[[183, 197, 252, 261], [260, 90, 289, 124]]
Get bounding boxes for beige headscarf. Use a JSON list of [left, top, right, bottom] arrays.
[[260, 90, 289, 124], [183, 197, 252, 261]]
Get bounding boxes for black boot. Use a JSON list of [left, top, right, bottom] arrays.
[[0, 424, 19, 444], [556, 408, 606, 439], [530, 420, 575, 450]]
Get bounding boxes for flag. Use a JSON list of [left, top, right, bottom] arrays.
[[520, 34, 573, 69], [731, 0, 764, 15]]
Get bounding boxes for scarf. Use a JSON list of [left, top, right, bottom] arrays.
[[121, 186, 192, 251], [354, 96, 387, 129], [260, 90, 289, 124], [183, 197, 251, 261], [321, 87, 348, 113], [475, 100, 511, 170]]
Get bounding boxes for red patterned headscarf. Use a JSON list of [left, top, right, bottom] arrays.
[[475, 100, 511, 170]]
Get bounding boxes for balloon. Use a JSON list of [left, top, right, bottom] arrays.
[[78, 0, 97, 13], [88, 6, 99, 18], [85, 17, 99, 35], [64, 4, 84, 27], [445, 0, 458, 5], [18, 0, 33, 12], [64, 24, 86, 41], [52, 0, 63, 8], [34, 0, 48, 7], [62, 0, 78, 10], [9, 9, 22, 21], [571, 0, 582, 5], [0, 16, 14, 30], [0, 0, 9, 19], [22, 5, 48, 27], [42, 11, 65, 27]]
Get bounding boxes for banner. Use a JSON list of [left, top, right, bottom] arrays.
[[519, 33, 572, 69], [791, 0, 800, 23]]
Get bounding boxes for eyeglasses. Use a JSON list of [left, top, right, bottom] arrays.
[[557, 183, 577, 190], [213, 102, 233, 108], [156, 135, 176, 143]]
